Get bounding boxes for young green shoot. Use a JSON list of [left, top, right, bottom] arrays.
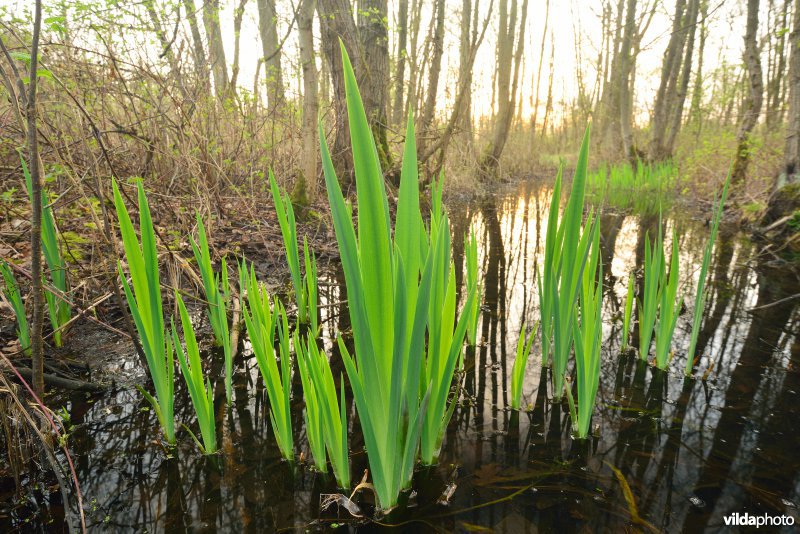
[[539, 127, 594, 400], [685, 172, 730, 376], [295, 333, 350, 488], [1, 260, 31, 355], [22, 155, 70, 346], [240, 261, 294, 461], [112, 179, 175, 444], [464, 230, 481, 347], [621, 273, 635, 352], [537, 165, 562, 369], [190, 213, 234, 404], [302, 237, 319, 335], [510, 322, 539, 410], [319, 42, 475, 509], [269, 171, 318, 332], [654, 230, 681, 370], [638, 225, 664, 362], [173, 293, 217, 454], [568, 222, 602, 439], [294, 331, 327, 474], [421, 207, 474, 465]]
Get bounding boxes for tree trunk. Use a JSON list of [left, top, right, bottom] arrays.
[[530, 0, 550, 147], [597, 0, 626, 152], [458, 0, 474, 143], [540, 30, 555, 138], [781, 0, 800, 185], [357, 0, 392, 169], [230, 0, 249, 91], [419, 0, 445, 144], [28, 0, 45, 397], [480, 0, 528, 174], [600, 1, 612, 104], [418, 0, 493, 168], [317, 0, 362, 182], [731, 0, 764, 185], [297, 0, 318, 201], [664, 0, 699, 155], [404, 0, 423, 122], [182, 0, 209, 87], [319, 45, 330, 104], [590, 2, 608, 116], [767, 0, 791, 127], [392, 0, 408, 126], [777, 0, 792, 122], [144, 0, 183, 84], [619, 0, 637, 162], [256, 0, 285, 109], [689, 0, 709, 131], [650, 0, 688, 160], [203, 0, 229, 99], [482, 0, 513, 171]]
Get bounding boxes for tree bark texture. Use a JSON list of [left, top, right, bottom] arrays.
[[317, 0, 362, 182], [597, 0, 625, 149], [230, 0, 249, 91], [530, 0, 549, 147], [203, 0, 229, 99], [619, 0, 638, 161], [781, 0, 800, 184], [298, 0, 318, 200], [458, 0, 474, 141], [480, 0, 528, 174], [182, 0, 210, 87], [650, 0, 688, 160], [404, 0, 423, 122], [392, 0, 408, 126], [256, 0, 286, 108], [767, 0, 791, 127], [732, 0, 764, 185], [357, 0, 391, 169], [664, 0, 699, 155], [688, 0, 709, 130], [28, 0, 45, 397], [419, 0, 446, 144]]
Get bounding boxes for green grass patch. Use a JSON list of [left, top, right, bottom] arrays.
[[587, 160, 676, 213]]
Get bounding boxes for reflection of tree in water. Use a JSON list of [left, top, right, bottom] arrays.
[[54, 185, 800, 532], [598, 211, 625, 291], [683, 260, 800, 532], [478, 199, 506, 464]]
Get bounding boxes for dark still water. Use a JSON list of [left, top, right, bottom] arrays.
[[5, 179, 799, 532]]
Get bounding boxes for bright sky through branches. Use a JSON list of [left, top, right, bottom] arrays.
[[1, 0, 749, 128]]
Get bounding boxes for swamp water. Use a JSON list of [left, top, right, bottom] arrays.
[[4, 179, 800, 532]]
